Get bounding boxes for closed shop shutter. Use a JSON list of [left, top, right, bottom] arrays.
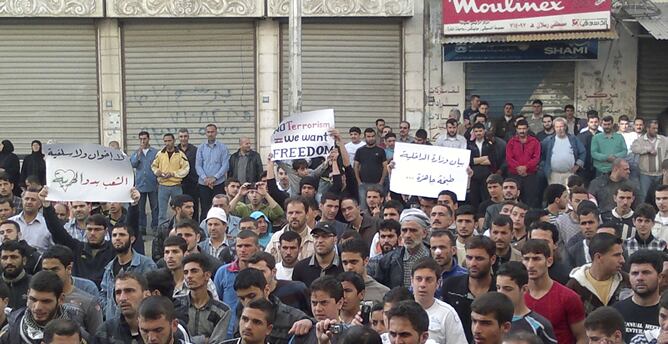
[[465, 62, 575, 118], [280, 21, 402, 131], [637, 38, 668, 120], [0, 21, 99, 155], [122, 21, 256, 150]]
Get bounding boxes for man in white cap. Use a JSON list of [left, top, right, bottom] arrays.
[[198, 207, 236, 265], [373, 208, 431, 289]]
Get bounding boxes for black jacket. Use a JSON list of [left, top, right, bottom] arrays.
[[228, 149, 263, 184], [373, 247, 410, 289], [180, 143, 198, 186], [43, 205, 116, 287], [1, 306, 88, 344], [19, 153, 46, 187], [1, 271, 31, 309], [468, 138, 497, 178]]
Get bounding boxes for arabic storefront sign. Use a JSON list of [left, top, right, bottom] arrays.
[[271, 109, 336, 161], [443, 0, 612, 35], [390, 143, 472, 200], [444, 40, 598, 61], [45, 144, 134, 202]]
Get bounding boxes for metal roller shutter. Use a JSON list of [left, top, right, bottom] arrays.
[[122, 21, 256, 150], [637, 38, 668, 120], [280, 21, 402, 131], [0, 21, 99, 155], [465, 62, 575, 118]]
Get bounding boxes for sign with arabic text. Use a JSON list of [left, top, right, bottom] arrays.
[[271, 109, 336, 161], [390, 143, 471, 200], [443, 0, 612, 35], [45, 144, 134, 202]]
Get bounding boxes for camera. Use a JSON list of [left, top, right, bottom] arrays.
[[360, 301, 373, 326], [329, 324, 344, 334]]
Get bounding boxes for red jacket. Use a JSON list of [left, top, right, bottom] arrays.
[[506, 135, 541, 175]]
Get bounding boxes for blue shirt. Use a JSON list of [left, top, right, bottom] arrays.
[[435, 259, 467, 299], [100, 250, 157, 319], [196, 141, 230, 186], [130, 147, 158, 192]]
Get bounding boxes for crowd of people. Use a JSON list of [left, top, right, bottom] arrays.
[[0, 99, 666, 344]]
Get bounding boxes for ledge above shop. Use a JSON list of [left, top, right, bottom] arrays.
[[106, 0, 264, 17], [267, 0, 414, 17], [0, 0, 103, 17]]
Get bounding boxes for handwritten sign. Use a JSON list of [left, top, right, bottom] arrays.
[[271, 109, 336, 161], [45, 144, 134, 202], [443, 0, 611, 35], [390, 143, 471, 200]]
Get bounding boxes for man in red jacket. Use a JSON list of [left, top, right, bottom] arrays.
[[506, 119, 542, 208]]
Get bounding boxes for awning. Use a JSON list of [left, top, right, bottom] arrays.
[[442, 27, 618, 44], [638, 4, 668, 40]]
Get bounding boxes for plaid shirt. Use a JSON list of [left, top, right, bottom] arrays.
[[624, 230, 668, 256]]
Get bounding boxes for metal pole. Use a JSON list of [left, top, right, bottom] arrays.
[[288, 0, 303, 115]]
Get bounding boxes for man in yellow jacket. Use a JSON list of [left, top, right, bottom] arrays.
[[151, 133, 190, 224]]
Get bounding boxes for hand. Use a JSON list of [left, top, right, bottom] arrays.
[[165, 172, 174, 178], [329, 129, 341, 143], [328, 148, 339, 162], [658, 330, 668, 344], [256, 182, 267, 196], [267, 153, 274, 165], [155, 169, 162, 176], [650, 149, 657, 155], [38, 187, 51, 207], [289, 319, 313, 336], [315, 319, 338, 344], [607, 155, 616, 162], [239, 183, 252, 196], [466, 166, 474, 177], [350, 311, 364, 326], [516, 166, 527, 176], [570, 165, 580, 173], [130, 187, 140, 205], [370, 206, 381, 218]]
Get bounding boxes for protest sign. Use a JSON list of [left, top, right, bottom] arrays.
[[390, 142, 471, 200], [45, 144, 134, 202], [271, 109, 336, 161]]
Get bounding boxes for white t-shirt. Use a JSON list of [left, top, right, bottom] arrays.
[[425, 299, 467, 344], [275, 262, 295, 280], [345, 141, 366, 164]]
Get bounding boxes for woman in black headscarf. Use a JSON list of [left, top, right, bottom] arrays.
[[0, 140, 21, 196], [20, 140, 46, 188]]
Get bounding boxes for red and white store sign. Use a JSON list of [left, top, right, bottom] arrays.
[[443, 0, 612, 35]]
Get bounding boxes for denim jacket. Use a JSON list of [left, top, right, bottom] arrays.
[[130, 147, 158, 192], [540, 134, 586, 177], [100, 250, 158, 319]]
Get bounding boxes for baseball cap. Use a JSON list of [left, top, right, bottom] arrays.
[[310, 221, 337, 236], [205, 207, 228, 224]]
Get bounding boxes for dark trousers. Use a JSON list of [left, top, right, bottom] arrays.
[[510, 173, 541, 208], [182, 181, 200, 222], [199, 183, 225, 219], [469, 174, 490, 211]]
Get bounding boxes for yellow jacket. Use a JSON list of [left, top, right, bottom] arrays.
[[151, 148, 190, 186]]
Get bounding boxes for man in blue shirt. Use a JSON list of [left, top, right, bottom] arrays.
[[196, 124, 230, 221], [130, 131, 159, 235]]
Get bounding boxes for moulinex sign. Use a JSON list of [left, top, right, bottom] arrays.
[[443, 0, 612, 35]]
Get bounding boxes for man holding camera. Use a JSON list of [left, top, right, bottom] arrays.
[[229, 181, 285, 224]]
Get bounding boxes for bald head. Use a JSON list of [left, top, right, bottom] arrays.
[[239, 137, 252, 153]]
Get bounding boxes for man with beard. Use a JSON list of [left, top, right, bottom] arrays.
[[292, 222, 343, 287], [0, 199, 15, 223], [430, 230, 466, 299], [266, 197, 315, 264], [64, 201, 92, 243], [375, 210, 430, 289], [454, 206, 477, 266], [214, 230, 261, 338], [506, 119, 542, 208], [490, 215, 522, 274], [536, 114, 555, 142], [366, 219, 400, 278], [442, 236, 497, 342], [100, 221, 157, 320], [435, 118, 467, 149], [0, 221, 40, 275], [137, 296, 191, 344], [340, 197, 379, 249], [339, 239, 389, 303], [591, 116, 628, 176], [275, 231, 301, 280], [38, 187, 138, 288], [484, 178, 521, 230], [613, 250, 662, 342], [1, 271, 85, 344], [0, 240, 31, 309], [94, 272, 152, 343]]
